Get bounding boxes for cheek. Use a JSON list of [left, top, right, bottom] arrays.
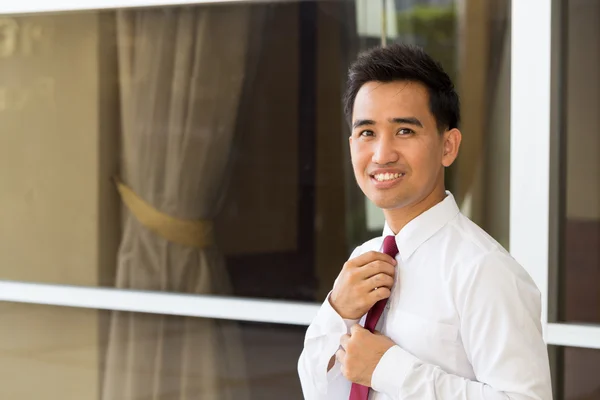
[[406, 142, 442, 174], [350, 144, 370, 171]]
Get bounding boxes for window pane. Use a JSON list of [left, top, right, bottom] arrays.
[[559, 0, 600, 324], [362, 0, 512, 248], [0, 0, 511, 303], [0, 1, 361, 302], [0, 302, 305, 399], [549, 345, 600, 400]]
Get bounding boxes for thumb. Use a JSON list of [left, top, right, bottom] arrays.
[[350, 323, 367, 335]]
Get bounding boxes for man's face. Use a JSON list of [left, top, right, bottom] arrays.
[[349, 80, 458, 211]]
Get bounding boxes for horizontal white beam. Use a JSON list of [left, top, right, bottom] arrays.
[[0, 0, 285, 15], [0, 280, 319, 326], [547, 323, 600, 350]]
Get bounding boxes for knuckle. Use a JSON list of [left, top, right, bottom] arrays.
[[341, 365, 349, 378], [343, 351, 352, 364], [367, 251, 379, 260], [347, 340, 357, 354]]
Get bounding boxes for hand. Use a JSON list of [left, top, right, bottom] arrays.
[[329, 251, 397, 320], [336, 324, 396, 387]]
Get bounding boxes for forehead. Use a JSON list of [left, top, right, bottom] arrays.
[[352, 80, 431, 121]]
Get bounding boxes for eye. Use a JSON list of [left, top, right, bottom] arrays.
[[398, 128, 415, 135], [359, 130, 374, 137]]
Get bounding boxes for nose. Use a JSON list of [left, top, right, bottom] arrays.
[[372, 135, 399, 165]]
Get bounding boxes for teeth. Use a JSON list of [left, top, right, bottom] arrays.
[[374, 173, 403, 182]]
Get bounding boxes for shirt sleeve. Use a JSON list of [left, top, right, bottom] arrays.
[[370, 250, 553, 400], [297, 247, 363, 399]]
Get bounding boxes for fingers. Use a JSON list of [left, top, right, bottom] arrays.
[[364, 272, 395, 291], [340, 333, 350, 349], [335, 347, 346, 364], [350, 324, 365, 335], [337, 333, 350, 366], [359, 260, 396, 281], [345, 251, 396, 271], [369, 286, 392, 303]]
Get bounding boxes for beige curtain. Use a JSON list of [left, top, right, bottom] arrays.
[[102, 5, 253, 400]]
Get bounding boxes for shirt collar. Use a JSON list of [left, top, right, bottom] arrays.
[[382, 191, 460, 261]]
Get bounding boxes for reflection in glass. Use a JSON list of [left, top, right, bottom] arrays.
[[0, 303, 305, 399], [351, 0, 512, 249], [103, 7, 260, 399], [0, 3, 357, 399], [0, 1, 516, 399], [550, 345, 600, 400], [559, 0, 600, 325], [0, 0, 512, 303]]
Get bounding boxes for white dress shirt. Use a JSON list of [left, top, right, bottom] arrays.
[[298, 192, 552, 399]]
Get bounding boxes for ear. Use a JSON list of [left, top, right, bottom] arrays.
[[441, 128, 462, 167]]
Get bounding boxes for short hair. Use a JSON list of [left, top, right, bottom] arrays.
[[343, 43, 460, 132]]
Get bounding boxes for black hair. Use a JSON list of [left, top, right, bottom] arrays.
[[343, 43, 460, 132]]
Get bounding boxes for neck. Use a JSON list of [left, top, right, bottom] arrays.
[[383, 185, 447, 234]]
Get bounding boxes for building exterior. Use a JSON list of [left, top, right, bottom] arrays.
[[0, 0, 597, 399]]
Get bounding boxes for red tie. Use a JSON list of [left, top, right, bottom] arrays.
[[349, 235, 399, 400]]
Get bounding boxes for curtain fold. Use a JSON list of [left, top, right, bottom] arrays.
[[102, 5, 255, 400]]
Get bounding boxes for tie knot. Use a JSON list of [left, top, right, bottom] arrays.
[[382, 235, 399, 257]]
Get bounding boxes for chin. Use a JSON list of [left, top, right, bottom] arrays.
[[368, 194, 408, 210]]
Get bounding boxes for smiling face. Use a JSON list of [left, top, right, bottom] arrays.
[[349, 80, 461, 211]]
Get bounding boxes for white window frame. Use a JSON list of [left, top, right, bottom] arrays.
[[0, 281, 319, 325], [511, 0, 600, 350], [0, 0, 275, 15]]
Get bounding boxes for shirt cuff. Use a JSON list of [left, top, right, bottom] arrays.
[[304, 292, 350, 394], [305, 292, 348, 339], [371, 345, 418, 396]]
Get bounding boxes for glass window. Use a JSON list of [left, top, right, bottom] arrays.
[[0, 302, 306, 399], [557, 0, 600, 324], [0, 0, 512, 303], [549, 345, 600, 400]]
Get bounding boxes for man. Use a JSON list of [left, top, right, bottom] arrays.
[[297, 44, 552, 399]]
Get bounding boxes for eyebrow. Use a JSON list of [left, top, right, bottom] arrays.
[[352, 119, 375, 129], [352, 117, 423, 129], [390, 117, 423, 128]]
